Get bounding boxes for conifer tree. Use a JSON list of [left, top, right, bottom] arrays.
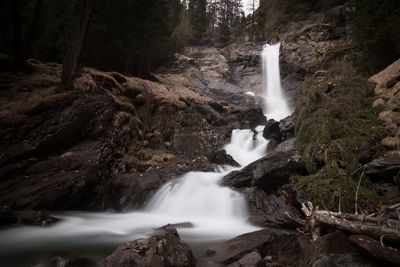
[[188, 0, 208, 40]]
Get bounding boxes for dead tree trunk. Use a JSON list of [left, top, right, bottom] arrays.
[[61, 0, 97, 87], [296, 202, 400, 243]]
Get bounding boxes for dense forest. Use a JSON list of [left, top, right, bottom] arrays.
[[1, 0, 399, 78]]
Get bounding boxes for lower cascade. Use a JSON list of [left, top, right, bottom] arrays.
[[0, 43, 290, 255]]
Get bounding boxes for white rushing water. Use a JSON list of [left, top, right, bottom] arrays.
[[0, 130, 266, 252], [262, 43, 291, 121], [0, 43, 290, 256]]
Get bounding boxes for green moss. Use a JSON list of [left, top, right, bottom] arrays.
[[292, 161, 379, 213], [293, 62, 385, 211]]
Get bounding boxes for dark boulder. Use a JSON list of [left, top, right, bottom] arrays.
[[238, 187, 301, 227], [307, 231, 375, 267], [274, 138, 296, 153], [207, 228, 310, 265], [241, 107, 267, 129], [227, 251, 262, 267], [209, 149, 240, 167], [222, 151, 307, 192], [279, 115, 295, 140], [103, 226, 196, 267], [107, 172, 165, 210], [312, 254, 375, 267], [364, 155, 400, 182], [263, 119, 281, 141], [262, 115, 295, 144]]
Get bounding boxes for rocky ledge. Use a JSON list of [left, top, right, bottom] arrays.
[[0, 57, 265, 218]]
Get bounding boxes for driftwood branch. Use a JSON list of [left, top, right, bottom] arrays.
[[294, 201, 400, 242]]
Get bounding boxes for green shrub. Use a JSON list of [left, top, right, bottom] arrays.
[[293, 62, 385, 212]]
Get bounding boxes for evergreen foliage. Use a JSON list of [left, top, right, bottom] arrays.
[[353, 0, 400, 72], [188, 0, 208, 40]]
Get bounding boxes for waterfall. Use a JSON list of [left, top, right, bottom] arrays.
[[0, 43, 291, 255], [262, 43, 291, 120]]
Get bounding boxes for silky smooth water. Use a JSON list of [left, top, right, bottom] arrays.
[[262, 43, 291, 121], [0, 129, 267, 258]]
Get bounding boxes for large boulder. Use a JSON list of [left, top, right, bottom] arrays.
[[103, 226, 196, 267], [263, 115, 295, 142], [209, 149, 240, 167], [263, 119, 281, 141], [207, 228, 310, 266], [238, 186, 301, 226], [306, 231, 375, 267], [222, 151, 307, 192]]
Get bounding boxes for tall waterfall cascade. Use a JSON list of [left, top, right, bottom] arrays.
[[262, 43, 291, 121], [0, 43, 291, 253]]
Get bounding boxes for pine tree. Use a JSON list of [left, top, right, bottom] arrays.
[[61, 0, 97, 86], [188, 0, 208, 40]]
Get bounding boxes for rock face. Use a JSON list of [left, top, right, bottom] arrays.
[[103, 226, 196, 267], [224, 1, 355, 108], [0, 58, 264, 214], [207, 228, 310, 266], [223, 151, 306, 192], [367, 58, 400, 200]]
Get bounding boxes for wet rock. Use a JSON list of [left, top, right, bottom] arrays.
[[164, 222, 194, 228], [312, 254, 375, 267], [306, 231, 376, 267], [241, 107, 267, 129], [279, 115, 295, 140], [223, 151, 307, 192], [227, 251, 262, 267], [309, 231, 358, 262], [12, 210, 58, 226], [49, 256, 99, 267], [209, 149, 240, 167], [108, 172, 165, 210], [103, 226, 196, 267], [207, 228, 309, 265], [273, 138, 296, 153], [263, 119, 281, 141], [238, 187, 300, 227], [263, 115, 295, 144]]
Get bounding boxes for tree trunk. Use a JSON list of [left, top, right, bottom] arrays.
[[298, 202, 400, 243], [61, 0, 97, 87], [10, 0, 24, 69], [26, 0, 44, 57]]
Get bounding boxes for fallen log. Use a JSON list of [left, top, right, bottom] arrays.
[[349, 235, 400, 266], [295, 202, 400, 242]]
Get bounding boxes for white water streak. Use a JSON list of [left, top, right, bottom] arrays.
[[262, 43, 291, 120]]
